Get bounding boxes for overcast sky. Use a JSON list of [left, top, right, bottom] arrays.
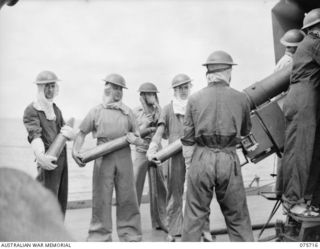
[[0, 0, 278, 120]]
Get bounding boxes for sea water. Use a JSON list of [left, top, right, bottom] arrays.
[[0, 118, 275, 201]]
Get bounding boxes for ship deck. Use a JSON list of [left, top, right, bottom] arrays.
[[65, 195, 285, 242]]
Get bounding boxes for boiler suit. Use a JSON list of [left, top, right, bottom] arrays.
[[132, 106, 167, 230], [181, 81, 254, 242], [281, 32, 320, 207], [23, 103, 68, 216], [79, 104, 142, 242], [158, 102, 185, 236], [274, 52, 293, 196]]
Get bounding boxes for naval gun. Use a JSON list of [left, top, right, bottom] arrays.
[[240, 65, 290, 163], [154, 0, 320, 166], [152, 65, 291, 164], [153, 0, 320, 241], [258, 0, 320, 242]]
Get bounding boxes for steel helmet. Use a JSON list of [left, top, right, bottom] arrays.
[[171, 74, 192, 88], [302, 8, 320, 31], [280, 29, 305, 47], [34, 71, 61, 84], [138, 82, 159, 93], [202, 50, 237, 67], [102, 73, 127, 89]]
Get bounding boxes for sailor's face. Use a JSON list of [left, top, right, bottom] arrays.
[[111, 84, 123, 101], [44, 83, 56, 100], [175, 83, 191, 100], [144, 92, 157, 105]]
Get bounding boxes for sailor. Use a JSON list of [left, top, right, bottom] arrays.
[[147, 74, 212, 241], [181, 51, 254, 241], [132, 82, 167, 231], [72, 74, 143, 241], [281, 8, 320, 216], [23, 70, 76, 217], [274, 29, 305, 72], [273, 29, 304, 198]]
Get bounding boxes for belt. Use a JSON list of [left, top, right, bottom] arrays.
[[197, 144, 236, 154]]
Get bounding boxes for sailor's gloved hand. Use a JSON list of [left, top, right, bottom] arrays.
[[146, 141, 161, 165], [31, 138, 57, 170], [72, 150, 86, 168], [61, 125, 76, 141], [126, 132, 144, 146], [36, 153, 58, 171]]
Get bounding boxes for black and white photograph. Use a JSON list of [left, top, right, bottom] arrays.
[[0, 0, 320, 245]]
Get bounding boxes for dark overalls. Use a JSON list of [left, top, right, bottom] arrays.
[[23, 103, 68, 216], [79, 104, 142, 242], [181, 82, 254, 241], [132, 106, 167, 230], [281, 32, 320, 207], [158, 102, 186, 236]]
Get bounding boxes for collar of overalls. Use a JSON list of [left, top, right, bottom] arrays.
[[208, 80, 229, 87]]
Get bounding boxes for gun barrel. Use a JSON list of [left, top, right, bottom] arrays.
[[243, 65, 291, 110]]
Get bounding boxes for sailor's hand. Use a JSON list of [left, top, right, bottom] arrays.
[[61, 125, 77, 141], [126, 132, 144, 146], [140, 113, 153, 127], [36, 153, 57, 170], [147, 127, 157, 133], [149, 156, 161, 166], [145, 114, 154, 125], [147, 144, 161, 165], [72, 150, 86, 167]]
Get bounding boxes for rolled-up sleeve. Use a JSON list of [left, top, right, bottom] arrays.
[[128, 109, 139, 133], [23, 105, 42, 143], [79, 108, 95, 135], [241, 96, 252, 137], [181, 99, 195, 146]]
